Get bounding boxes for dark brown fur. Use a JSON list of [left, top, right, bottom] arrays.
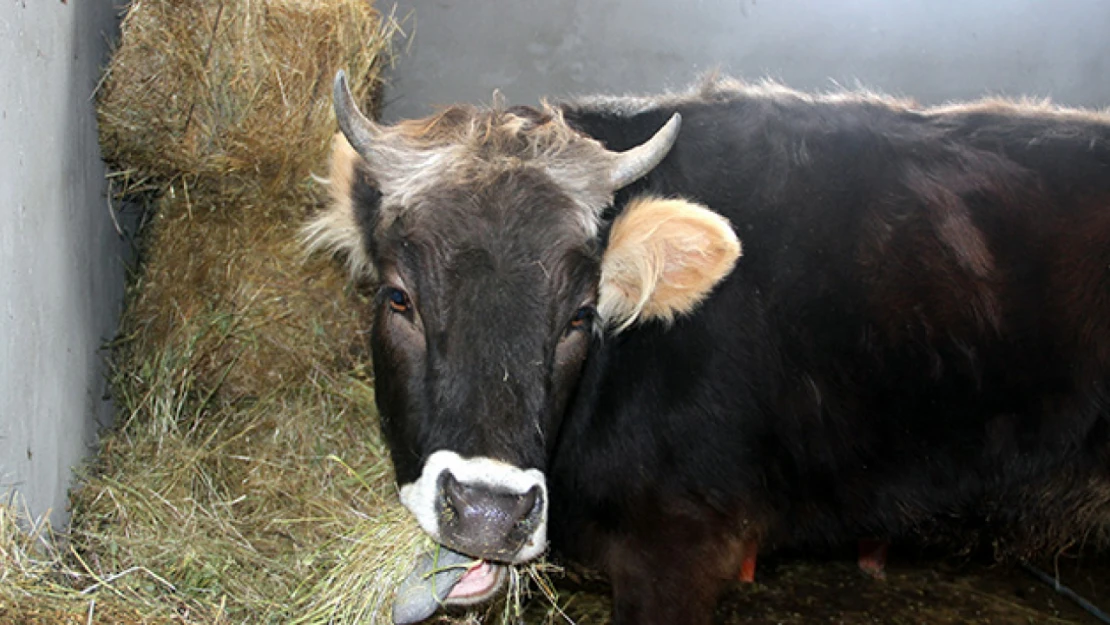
[[551, 78, 1110, 623]]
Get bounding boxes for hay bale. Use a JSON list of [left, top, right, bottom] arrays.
[[116, 188, 371, 399], [73, 0, 410, 619], [98, 0, 386, 201], [96, 0, 392, 400]]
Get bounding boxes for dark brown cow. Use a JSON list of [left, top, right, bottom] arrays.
[[306, 72, 1110, 624]]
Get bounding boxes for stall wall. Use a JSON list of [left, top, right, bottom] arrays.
[[0, 1, 123, 527]]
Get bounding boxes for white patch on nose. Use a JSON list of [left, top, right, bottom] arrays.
[[399, 450, 548, 563]]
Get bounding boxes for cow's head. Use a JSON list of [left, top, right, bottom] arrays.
[[306, 72, 740, 597]]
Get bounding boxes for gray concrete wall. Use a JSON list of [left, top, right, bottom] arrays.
[[383, 0, 1110, 121], [0, 1, 123, 528]]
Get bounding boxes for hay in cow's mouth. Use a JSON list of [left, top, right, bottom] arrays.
[[391, 546, 507, 624]]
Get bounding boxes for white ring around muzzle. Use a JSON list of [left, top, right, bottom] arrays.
[[398, 450, 549, 563]]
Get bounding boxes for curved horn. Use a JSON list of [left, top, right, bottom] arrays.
[[333, 70, 381, 160], [608, 113, 682, 190]]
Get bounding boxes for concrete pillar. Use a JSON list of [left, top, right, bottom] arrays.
[[0, 0, 123, 528]]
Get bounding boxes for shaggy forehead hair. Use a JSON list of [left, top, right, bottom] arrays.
[[369, 102, 616, 230]]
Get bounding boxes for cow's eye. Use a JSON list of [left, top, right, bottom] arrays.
[[567, 306, 595, 333], [385, 287, 411, 314]]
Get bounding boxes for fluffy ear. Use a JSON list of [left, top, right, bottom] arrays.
[[598, 196, 741, 332], [301, 132, 378, 278]]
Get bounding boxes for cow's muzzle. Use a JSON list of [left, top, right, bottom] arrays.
[[399, 451, 549, 563], [438, 472, 543, 561]]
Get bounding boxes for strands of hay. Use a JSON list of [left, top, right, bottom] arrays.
[[0, 500, 178, 624], [96, 0, 390, 396], [98, 0, 386, 202], [85, 0, 411, 617]]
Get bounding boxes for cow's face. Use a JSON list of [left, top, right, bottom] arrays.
[[356, 155, 600, 565], [306, 72, 741, 579]]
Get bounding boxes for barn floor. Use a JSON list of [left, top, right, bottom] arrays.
[[549, 552, 1110, 624]]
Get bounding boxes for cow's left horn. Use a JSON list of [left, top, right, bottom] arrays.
[[333, 70, 381, 160], [608, 113, 682, 190]]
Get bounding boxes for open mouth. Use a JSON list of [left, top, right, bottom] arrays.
[[392, 545, 508, 624], [445, 559, 506, 601]]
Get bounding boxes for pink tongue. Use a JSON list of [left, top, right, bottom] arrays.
[[446, 561, 498, 599]]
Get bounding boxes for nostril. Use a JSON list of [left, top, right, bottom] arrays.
[[440, 473, 468, 518], [511, 485, 541, 525], [529, 485, 543, 519], [441, 473, 500, 526]]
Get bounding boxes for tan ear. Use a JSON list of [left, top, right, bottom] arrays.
[[598, 196, 741, 332], [300, 132, 375, 278]]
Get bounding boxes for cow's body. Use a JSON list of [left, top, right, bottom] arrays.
[[311, 75, 1110, 625], [549, 83, 1110, 621]]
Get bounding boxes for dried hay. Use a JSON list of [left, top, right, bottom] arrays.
[[4, 0, 581, 622], [97, 0, 386, 202], [96, 0, 389, 396]]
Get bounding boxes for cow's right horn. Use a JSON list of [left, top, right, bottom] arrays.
[[333, 70, 382, 161], [607, 113, 682, 191]]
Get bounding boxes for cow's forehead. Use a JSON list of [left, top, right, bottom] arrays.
[[403, 165, 591, 235], [385, 174, 600, 290], [368, 104, 616, 238]]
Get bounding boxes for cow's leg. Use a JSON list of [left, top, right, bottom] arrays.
[[857, 538, 888, 579], [604, 507, 747, 625], [608, 546, 736, 625]]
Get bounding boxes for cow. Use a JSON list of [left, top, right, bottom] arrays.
[[305, 70, 1110, 624]]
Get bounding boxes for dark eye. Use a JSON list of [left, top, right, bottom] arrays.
[[385, 287, 411, 314], [567, 306, 595, 333]]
